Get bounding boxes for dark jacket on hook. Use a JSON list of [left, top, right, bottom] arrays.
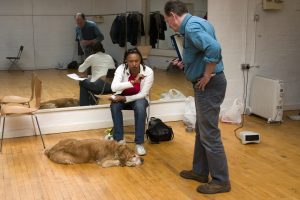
[[110, 13, 145, 47], [110, 15, 127, 47], [127, 13, 145, 46], [149, 13, 167, 48]]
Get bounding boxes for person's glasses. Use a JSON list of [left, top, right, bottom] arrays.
[[127, 48, 139, 53]]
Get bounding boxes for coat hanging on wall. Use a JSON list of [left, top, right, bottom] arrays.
[[149, 12, 167, 48], [110, 12, 145, 47]]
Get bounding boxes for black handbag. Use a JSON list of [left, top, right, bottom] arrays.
[[146, 117, 174, 144]]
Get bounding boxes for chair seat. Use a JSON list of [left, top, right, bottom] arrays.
[[1, 105, 37, 115], [1, 96, 30, 104]]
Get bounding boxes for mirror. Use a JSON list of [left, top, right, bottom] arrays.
[[0, 0, 204, 109], [147, 0, 207, 50]]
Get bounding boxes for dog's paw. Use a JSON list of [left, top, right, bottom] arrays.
[[104, 134, 114, 141], [65, 160, 74, 165], [101, 160, 120, 168]]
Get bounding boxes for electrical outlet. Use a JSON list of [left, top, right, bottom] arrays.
[[241, 64, 250, 70]]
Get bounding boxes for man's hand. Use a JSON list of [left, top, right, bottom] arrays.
[[78, 72, 87, 78], [80, 40, 89, 46], [171, 58, 185, 70], [90, 39, 97, 45], [196, 62, 216, 91], [196, 74, 212, 91], [80, 39, 97, 46]]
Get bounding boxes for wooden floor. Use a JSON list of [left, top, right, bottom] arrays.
[[0, 68, 194, 105], [0, 111, 299, 200]]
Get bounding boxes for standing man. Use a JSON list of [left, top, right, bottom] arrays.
[[75, 13, 104, 59], [164, 1, 230, 194]]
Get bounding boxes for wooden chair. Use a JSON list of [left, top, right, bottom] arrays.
[[6, 45, 24, 70], [0, 72, 37, 107], [90, 68, 116, 104], [137, 45, 152, 67], [0, 77, 46, 152]]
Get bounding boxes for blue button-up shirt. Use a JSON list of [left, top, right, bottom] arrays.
[[179, 14, 224, 82], [75, 20, 104, 42]]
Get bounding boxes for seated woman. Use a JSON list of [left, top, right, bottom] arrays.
[[78, 41, 115, 106], [110, 48, 154, 156]]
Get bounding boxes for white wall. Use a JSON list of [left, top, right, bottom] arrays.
[[208, 0, 249, 109], [0, 0, 142, 70], [245, 0, 300, 110], [209, 0, 300, 110]]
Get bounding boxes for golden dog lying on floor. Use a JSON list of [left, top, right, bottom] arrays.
[[44, 139, 144, 167], [40, 98, 79, 109]]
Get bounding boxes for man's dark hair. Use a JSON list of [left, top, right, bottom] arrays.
[[164, 1, 188, 16], [75, 13, 86, 20], [92, 41, 105, 53]]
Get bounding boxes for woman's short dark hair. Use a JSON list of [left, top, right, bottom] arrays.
[[164, 0, 188, 16], [123, 48, 145, 70], [92, 41, 105, 53]]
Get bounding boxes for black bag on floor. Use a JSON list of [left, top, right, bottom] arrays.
[[146, 117, 174, 144]]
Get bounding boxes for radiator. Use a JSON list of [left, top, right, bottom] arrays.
[[249, 76, 284, 122]]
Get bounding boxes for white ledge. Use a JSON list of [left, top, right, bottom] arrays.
[[1, 99, 186, 139]]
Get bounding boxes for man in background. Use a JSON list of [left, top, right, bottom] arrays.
[[75, 13, 104, 59]]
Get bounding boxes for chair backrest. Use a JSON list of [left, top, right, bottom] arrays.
[[137, 45, 152, 59], [34, 77, 42, 109], [30, 72, 37, 101], [106, 68, 116, 79], [17, 46, 24, 59]]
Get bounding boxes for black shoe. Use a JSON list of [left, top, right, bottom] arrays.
[[179, 170, 209, 183], [197, 182, 231, 194]]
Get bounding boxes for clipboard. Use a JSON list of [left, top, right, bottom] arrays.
[[170, 34, 184, 61]]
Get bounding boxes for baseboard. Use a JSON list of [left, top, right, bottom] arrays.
[[284, 104, 300, 111]]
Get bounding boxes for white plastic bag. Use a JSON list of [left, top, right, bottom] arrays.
[[221, 98, 243, 124], [160, 89, 186, 101], [183, 96, 196, 129]]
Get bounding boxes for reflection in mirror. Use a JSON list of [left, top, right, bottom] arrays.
[[0, 68, 193, 109], [147, 0, 207, 50], [0, 0, 203, 110]]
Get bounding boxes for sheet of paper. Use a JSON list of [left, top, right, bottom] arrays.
[[67, 73, 87, 81]]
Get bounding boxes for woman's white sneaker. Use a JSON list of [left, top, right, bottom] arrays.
[[135, 144, 146, 156]]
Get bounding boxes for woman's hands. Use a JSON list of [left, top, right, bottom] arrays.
[[78, 72, 88, 78], [130, 74, 145, 85], [109, 95, 126, 102]]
